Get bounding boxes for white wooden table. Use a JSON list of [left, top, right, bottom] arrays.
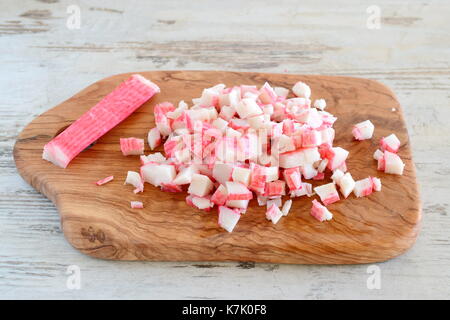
[[1, 0, 449, 299]]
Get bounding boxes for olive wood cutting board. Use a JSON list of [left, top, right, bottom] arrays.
[[13, 71, 421, 264]]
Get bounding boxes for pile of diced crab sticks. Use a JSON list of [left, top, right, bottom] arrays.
[[43, 75, 405, 233]]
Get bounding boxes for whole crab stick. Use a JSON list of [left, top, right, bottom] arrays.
[[43, 74, 160, 168]]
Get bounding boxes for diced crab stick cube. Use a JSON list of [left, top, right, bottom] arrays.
[[286, 97, 310, 110], [276, 135, 296, 153], [266, 203, 283, 224], [147, 127, 161, 150], [247, 114, 266, 129], [352, 120, 375, 140], [141, 163, 176, 187], [249, 163, 267, 194], [161, 182, 183, 193], [310, 199, 333, 222], [218, 89, 232, 107], [43, 74, 160, 168], [270, 122, 283, 139], [314, 183, 340, 205], [353, 177, 374, 198], [96, 175, 114, 186], [279, 147, 321, 169], [283, 167, 302, 191], [265, 180, 286, 197], [154, 102, 174, 137], [371, 177, 382, 191], [267, 197, 282, 209], [335, 161, 347, 173], [140, 155, 149, 165], [319, 128, 335, 147], [262, 104, 274, 115], [292, 81, 311, 99], [243, 91, 260, 101], [124, 171, 144, 193], [226, 199, 249, 209], [232, 166, 251, 186], [313, 99, 326, 110], [166, 100, 187, 119], [189, 195, 214, 211], [227, 87, 242, 108], [218, 206, 241, 232], [274, 87, 289, 98], [219, 105, 236, 121], [303, 182, 314, 196], [373, 149, 384, 161], [238, 133, 259, 162], [337, 172, 355, 198], [212, 163, 234, 185], [319, 111, 337, 127], [331, 169, 345, 184], [211, 184, 228, 206], [326, 147, 349, 171], [281, 199, 292, 216], [173, 165, 198, 185], [164, 137, 182, 158], [296, 108, 323, 129], [171, 112, 188, 131], [377, 156, 385, 171], [265, 166, 279, 182], [130, 201, 144, 209], [317, 158, 328, 173], [226, 181, 253, 200], [282, 119, 295, 135], [146, 152, 166, 163], [290, 182, 314, 198], [380, 133, 401, 153], [188, 173, 214, 197], [300, 164, 318, 180], [302, 129, 322, 148], [120, 137, 145, 156], [259, 82, 278, 104], [230, 118, 250, 130], [257, 194, 268, 206], [215, 138, 238, 163], [212, 118, 229, 132], [196, 87, 220, 107], [235, 98, 263, 119], [154, 101, 175, 114], [225, 127, 242, 139], [383, 150, 405, 175], [240, 84, 258, 96]]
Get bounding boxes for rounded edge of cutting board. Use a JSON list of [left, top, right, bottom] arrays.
[[13, 70, 422, 264]]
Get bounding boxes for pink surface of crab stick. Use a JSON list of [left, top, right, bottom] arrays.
[[130, 201, 144, 209], [310, 199, 333, 222], [95, 175, 114, 186], [120, 137, 144, 156], [43, 74, 160, 168]]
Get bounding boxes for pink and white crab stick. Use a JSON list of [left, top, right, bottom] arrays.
[[120, 137, 144, 156], [310, 200, 333, 222], [43, 74, 159, 168], [352, 120, 375, 140], [314, 183, 340, 206], [218, 206, 241, 232]]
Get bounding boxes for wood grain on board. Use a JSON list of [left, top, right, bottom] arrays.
[[13, 71, 421, 264]]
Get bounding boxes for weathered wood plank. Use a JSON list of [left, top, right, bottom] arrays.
[[0, 0, 449, 299]]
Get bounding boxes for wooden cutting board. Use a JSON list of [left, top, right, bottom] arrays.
[[13, 71, 421, 264]]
